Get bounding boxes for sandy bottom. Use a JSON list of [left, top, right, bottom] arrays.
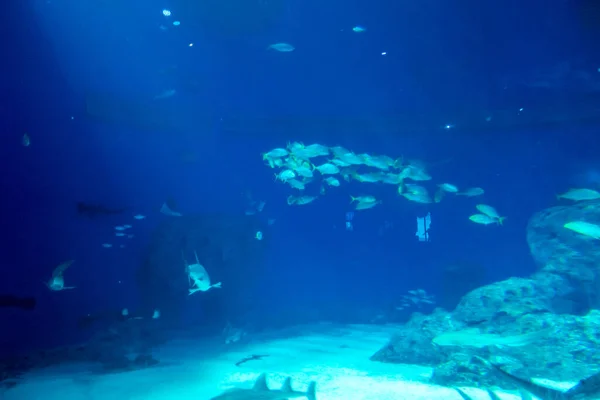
[[3, 323, 526, 400]]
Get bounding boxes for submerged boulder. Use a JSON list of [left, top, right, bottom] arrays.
[[527, 200, 600, 282], [527, 200, 600, 312], [370, 201, 600, 386]]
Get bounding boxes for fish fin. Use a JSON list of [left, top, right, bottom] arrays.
[[194, 251, 200, 265], [306, 381, 317, 400], [181, 250, 188, 267], [281, 377, 293, 393], [212, 282, 222, 289], [454, 388, 474, 400], [486, 389, 502, 400], [518, 389, 533, 400], [53, 260, 74, 277], [253, 373, 269, 391], [498, 217, 507, 226]]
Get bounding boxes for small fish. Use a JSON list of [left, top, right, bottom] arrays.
[[22, 133, 30, 147], [355, 200, 381, 210], [102, 243, 113, 248], [115, 226, 125, 231], [564, 221, 600, 239], [350, 195, 377, 204], [476, 204, 506, 225], [127, 234, 134, 238], [255, 231, 263, 241], [352, 26, 366, 33], [402, 165, 432, 181], [287, 179, 306, 191], [355, 172, 384, 183], [122, 224, 132, 229], [457, 187, 485, 197], [324, 177, 340, 187], [210, 373, 316, 400], [287, 195, 318, 205], [267, 43, 295, 52], [295, 165, 314, 178], [314, 163, 340, 175], [469, 214, 500, 225], [262, 148, 289, 159], [402, 192, 432, 204], [275, 169, 296, 182], [115, 232, 125, 237], [557, 188, 600, 201], [133, 214, 146, 220], [405, 184, 429, 196], [437, 183, 459, 193]]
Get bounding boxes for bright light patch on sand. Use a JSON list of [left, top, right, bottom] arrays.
[[1, 324, 550, 400]]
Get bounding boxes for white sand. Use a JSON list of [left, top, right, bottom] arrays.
[[3, 323, 523, 400]]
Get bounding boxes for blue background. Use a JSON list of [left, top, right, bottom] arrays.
[[1, 0, 600, 354]]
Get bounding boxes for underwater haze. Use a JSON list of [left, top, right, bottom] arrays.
[[2, 0, 600, 399]]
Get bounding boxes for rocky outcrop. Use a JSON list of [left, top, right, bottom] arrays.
[[369, 309, 451, 366], [527, 200, 600, 299], [370, 201, 600, 387]]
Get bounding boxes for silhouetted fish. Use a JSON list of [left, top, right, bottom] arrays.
[[77, 202, 127, 218], [0, 294, 36, 310]]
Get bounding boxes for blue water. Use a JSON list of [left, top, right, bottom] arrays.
[[2, 0, 600, 396]]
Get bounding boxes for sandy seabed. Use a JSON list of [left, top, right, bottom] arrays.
[[3, 323, 534, 399]]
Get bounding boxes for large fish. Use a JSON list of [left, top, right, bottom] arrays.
[[211, 373, 316, 400], [432, 328, 551, 348]]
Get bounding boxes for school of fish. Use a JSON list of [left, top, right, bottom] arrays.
[[262, 142, 501, 223]]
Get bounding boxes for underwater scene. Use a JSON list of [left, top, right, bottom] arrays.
[[3, 0, 600, 399]]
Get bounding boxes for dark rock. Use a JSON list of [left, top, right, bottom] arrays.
[[369, 309, 452, 366], [370, 201, 600, 387], [527, 200, 600, 312], [452, 277, 552, 326]]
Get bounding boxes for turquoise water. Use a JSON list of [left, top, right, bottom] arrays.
[[2, 0, 600, 398]]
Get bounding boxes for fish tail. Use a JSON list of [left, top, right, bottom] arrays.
[[498, 217, 507, 226], [350, 196, 356, 203], [305, 381, 317, 400]]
